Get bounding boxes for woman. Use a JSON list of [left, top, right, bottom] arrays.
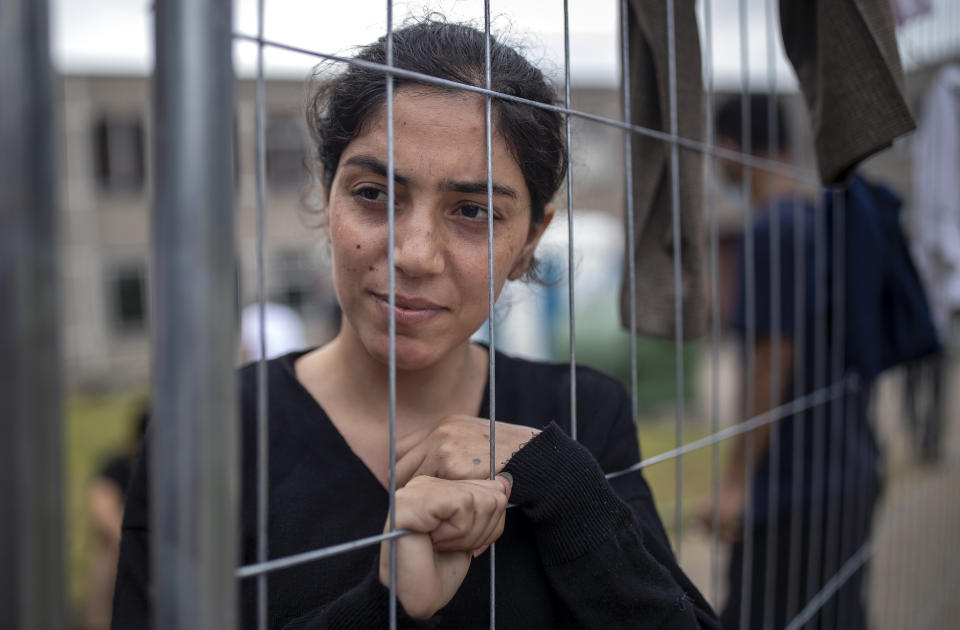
[[113, 19, 717, 629]]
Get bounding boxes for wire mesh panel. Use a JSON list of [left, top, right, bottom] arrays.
[[223, 2, 960, 629], [74, 0, 960, 627]]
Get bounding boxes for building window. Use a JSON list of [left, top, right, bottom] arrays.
[[109, 263, 147, 332], [93, 116, 146, 194], [266, 116, 307, 191]]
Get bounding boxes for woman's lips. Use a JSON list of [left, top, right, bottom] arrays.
[[371, 292, 446, 326]]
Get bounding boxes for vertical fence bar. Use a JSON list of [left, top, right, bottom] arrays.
[[784, 111, 808, 626], [701, 0, 722, 607], [892, 392, 905, 630], [152, 0, 238, 627], [893, 394, 906, 630], [835, 201, 853, 630], [805, 189, 829, 627], [822, 188, 844, 627], [948, 466, 956, 626], [384, 3, 398, 628], [853, 378, 869, 630], [737, 0, 756, 626], [620, 0, 639, 424], [563, 0, 578, 442], [762, 2, 782, 626], [0, 0, 65, 627], [939, 438, 955, 623], [665, 0, 685, 558], [482, 2, 497, 626], [906, 432, 922, 627], [253, 0, 269, 628]]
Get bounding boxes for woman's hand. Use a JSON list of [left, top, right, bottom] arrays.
[[379, 475, 511, 619], [396, 415, 539, 487]]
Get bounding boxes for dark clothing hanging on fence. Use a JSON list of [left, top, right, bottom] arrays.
[[113, 349, 719, 629], [834, 175, 941, 382], [779, 0, 916, 185], [619, 0, 707, 340]]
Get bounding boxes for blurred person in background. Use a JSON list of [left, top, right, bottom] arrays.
[[699, 95, 881, 630], [84, 402, 148, 630]]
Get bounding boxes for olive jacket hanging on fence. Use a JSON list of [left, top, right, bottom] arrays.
[[619, 0, 915, 340], [620, 0, 707, 341], [779, 0, 916, 185]]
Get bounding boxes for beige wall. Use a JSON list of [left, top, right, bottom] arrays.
[[60, 74, 335, 390]]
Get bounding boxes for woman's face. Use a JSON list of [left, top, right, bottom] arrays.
[[325, 88, 553, 370]]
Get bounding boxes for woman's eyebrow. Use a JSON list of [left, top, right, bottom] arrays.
[[341, 154, 517, 199], [342, 154, 410, 187], [438, 179, 518, 199]]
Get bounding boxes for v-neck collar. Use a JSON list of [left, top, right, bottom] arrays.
[[274, 346, 496, 496]]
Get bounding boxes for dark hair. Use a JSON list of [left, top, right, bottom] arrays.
[[306, 18, 567, 224], [716, 94, 790, 155]]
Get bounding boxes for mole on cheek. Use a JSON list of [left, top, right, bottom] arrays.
[[355, 244, 361, 249], [368, 266, 374, 271]]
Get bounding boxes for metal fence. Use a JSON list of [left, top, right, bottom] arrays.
[[4, 0, 960, 629]]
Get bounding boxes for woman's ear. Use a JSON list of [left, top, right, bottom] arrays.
[[508, 203, 556, 281]]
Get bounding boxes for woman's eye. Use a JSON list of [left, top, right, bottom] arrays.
[[353, 187, 386, 203], [457, 204, 489, 221]]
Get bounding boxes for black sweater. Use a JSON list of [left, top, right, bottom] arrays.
[[113, 349, 718, 629]]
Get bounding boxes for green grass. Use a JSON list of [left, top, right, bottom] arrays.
[[636, 417, 732, 543], [65, 393, 144, 625]]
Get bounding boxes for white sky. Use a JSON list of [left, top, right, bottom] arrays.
[[51, 0, 956, 88]]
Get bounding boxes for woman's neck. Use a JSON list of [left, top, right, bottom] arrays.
[[298, 322, 489, 433]]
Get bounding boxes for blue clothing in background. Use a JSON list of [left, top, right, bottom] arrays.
[[731, 193, 880, 523], [837, 175, 941, 382]]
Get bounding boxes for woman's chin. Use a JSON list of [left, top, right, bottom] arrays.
[[363, 336, 452, 373]]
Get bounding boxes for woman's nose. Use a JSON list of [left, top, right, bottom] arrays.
[[393, 209, 445, 278]]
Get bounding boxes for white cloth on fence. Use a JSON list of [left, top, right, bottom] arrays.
[[909, 64, 960, 336], [890, 0, 932, 25]]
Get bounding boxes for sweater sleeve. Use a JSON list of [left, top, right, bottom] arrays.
[[111, 437, 433, 630], [280, 562, 436, 630], [501, 421, 719, 630]]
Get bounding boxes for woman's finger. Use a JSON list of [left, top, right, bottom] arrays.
[[433, 481, 507, 551], [453, 502, 504, 554], [395, 441, 430, 488]]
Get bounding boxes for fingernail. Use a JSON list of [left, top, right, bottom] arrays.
[[497, 472, 513, 497]]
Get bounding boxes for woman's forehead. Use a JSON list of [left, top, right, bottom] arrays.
[[363, 87, 486, 135], [340, 89, 528, 197]]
